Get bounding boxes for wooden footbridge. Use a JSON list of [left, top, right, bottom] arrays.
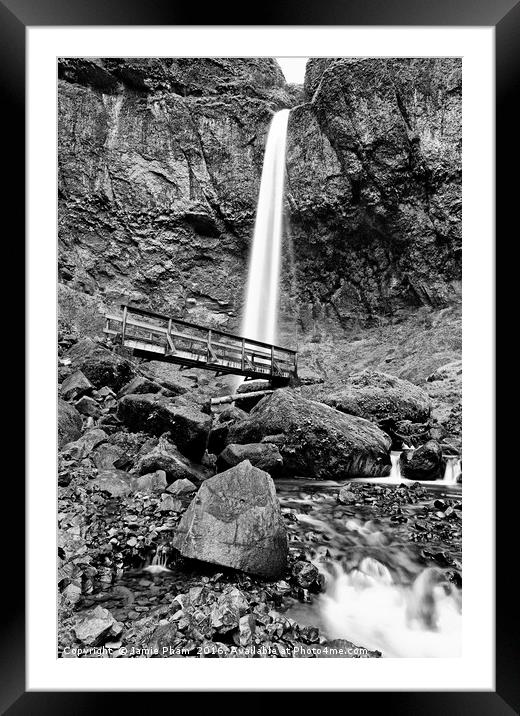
[[104, 305, 298, 385]]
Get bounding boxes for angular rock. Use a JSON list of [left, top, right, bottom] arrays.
[[140, 361, 193, 396], [227, 390, 392, 479], [133, 437, 205, 483], [64, 338, 136, 391], [75, 395, 102, 418], [62, 428, 108, 459], [158, 494, 183, 512], [58, 398, 83, 448], [167, 478, 197, 496], [117, 393, 211, 460], [216, 443, 283, 477], [73, 606, 123, 646], [131, 469, 168, 493], [173, 460, 288, 578], [291, 560, 321, 590], [91, 443, 125, 470], [116, 375, 164, 399], [60, 370, 93, 401], [303, 370, 431, 424], [400, 440, 443, 481], [207, 424, 230, 456], [210, 586, 250, 632], [217, 406, 248, 424], [90, 469, 133, 497]]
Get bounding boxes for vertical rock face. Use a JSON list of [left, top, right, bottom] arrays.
[[58, 57, 461, 332], [285, 58, 461, 324], [58, 58, 292, 326]]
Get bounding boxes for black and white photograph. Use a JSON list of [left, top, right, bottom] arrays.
[[56, 55, 464, 660]]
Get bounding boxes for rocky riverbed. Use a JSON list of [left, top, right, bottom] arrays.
[[58, 330, 461, 659]]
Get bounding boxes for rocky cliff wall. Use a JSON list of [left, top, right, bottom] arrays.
[[58, 57, 461, 337], [285, 58, 461, 330]]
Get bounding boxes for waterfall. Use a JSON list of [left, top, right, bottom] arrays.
[[443, 457, 462, 484], [242, 109, 290, 345]]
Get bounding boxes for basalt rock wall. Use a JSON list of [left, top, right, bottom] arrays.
[[58, 57, 461, 336]]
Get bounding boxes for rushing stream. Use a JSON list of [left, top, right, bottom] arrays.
[[277, 478, 462, 657]]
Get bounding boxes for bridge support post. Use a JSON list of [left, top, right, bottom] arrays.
[[121, 305, 128, 345]]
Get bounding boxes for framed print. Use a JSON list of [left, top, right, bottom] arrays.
[[7, 0, 512, 709]]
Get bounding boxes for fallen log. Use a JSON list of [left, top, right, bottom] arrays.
[[210, 389, 274, 406]]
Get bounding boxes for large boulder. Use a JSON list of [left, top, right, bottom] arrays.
[[216, 443, 283, 477], [227, 390, 392, 479], [64, 338, 136, 391], [173, 460, 288, 578], [303, 370, 431, 424], [58, 398, 83, 448], [400, 440, 443, 481], [116, 394, 211, 460]]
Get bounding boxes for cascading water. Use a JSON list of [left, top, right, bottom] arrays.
[[241, 109, 290, 345], [443, 457, 462, 484], [319, 558, 462, 657]]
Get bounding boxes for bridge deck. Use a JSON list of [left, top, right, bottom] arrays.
[[104, 305, 297, 383]]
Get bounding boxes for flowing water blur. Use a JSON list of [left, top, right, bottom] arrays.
[[278, 479, 462, 657], [242, 109, 290, 346]]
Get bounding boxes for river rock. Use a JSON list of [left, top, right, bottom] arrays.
[[173, 460, 288, 578], [117, 394, 211, 460], [64, 338, 136, 391], [60, 370, 93, 401], [58, 398, 83, 448], [400, 440, 443, 481], [227, 390, 391, 479], [216, 443, 283, 476], [73, 606, 123, 646], [303, 370, 431, 424]]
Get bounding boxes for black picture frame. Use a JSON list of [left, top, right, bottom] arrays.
[[7, 0, 510, 710]]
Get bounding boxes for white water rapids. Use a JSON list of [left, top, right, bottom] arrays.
[[242, 109, 290, 345], [319, 557, 462, 657]]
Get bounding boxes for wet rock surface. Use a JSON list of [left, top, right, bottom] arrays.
[[400, 440, 443, 481], [227, 389, 392, 479]]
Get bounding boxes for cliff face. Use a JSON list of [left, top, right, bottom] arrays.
[[58, 58, 291, 327], [285, 58, 461, 328], [58, 57, 461, 336]]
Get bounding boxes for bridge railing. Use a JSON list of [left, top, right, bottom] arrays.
[[104, 305, 297, 380]]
